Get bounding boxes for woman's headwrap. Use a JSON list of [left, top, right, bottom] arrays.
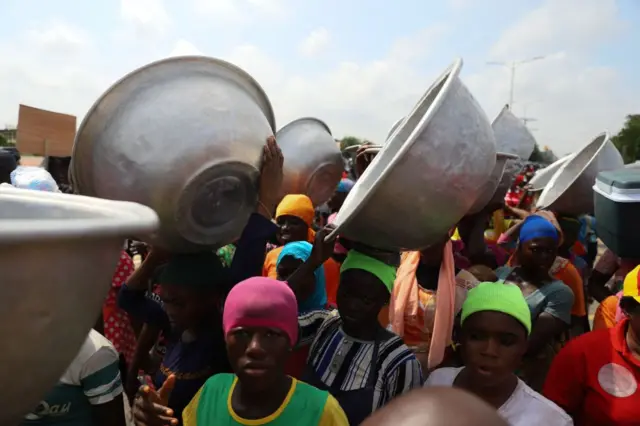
[[276, 241, 327, 313], [275, 194, 316, 241], [158, 251, 229, 290], [341, 250, 397, 293], [223, 277, 298, 345], [519, 215, 560, 244], [337, 178, 355, 193]]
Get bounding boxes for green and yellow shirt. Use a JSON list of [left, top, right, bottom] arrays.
[[182, 374, 347, 426]]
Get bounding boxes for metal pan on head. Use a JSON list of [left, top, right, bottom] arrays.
[[536, 133, 624, 215], [327, 59, 497, 251], [276, 117, 343, 206]]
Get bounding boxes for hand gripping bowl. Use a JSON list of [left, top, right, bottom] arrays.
[[490, 105, 537, 203], [276, 118, 343, 206], [328, 59, 497, 251], [70, 56, 275, 252], [536, 133, 624, 215], [528, 154, 574, 192], [0, 186, 158, 425]]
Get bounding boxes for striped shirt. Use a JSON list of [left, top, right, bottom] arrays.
[[22, 330, 123, 425], [299, 310, 423, 412]]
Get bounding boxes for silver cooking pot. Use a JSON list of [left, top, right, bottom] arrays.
[[490, 105, 537, 203], [536, 133, 624, 215], [528, 154, 574, 192], [276, 118, 343, 206], [0, 186, 158, 425], [468, 152, 519, 214], [71, 56, 275, 252], [328, 59, 497, 251]]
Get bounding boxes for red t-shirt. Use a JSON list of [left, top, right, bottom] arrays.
[[543, 318, 640, 425]]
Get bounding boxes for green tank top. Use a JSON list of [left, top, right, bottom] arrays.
[[195, 374, 328, 425]]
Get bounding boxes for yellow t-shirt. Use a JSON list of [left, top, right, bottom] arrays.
[[182, 376, 348, 426]]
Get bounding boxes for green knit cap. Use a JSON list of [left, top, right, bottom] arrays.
[[340, 250, 397, 293], [461, 282, 532, 335]]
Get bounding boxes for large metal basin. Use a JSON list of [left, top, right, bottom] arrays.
[[528, 154, 574, 192], [490, 105, 537, 203], [276, 118, 343, 206], [536, 133, 624, 215], [0, 186, 158, 425], [71, 56, 275, 252], [328, 59, 497, 251], [469, 152, 518, 213]]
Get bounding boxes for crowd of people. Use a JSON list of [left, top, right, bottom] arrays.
[[2, 135, 640, 426]]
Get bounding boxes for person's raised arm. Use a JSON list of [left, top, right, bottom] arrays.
[[227, 136, 282, 288]]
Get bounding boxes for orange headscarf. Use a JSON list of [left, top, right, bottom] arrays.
[[263, 194, 317, 279], [275, 194, 316, 241]]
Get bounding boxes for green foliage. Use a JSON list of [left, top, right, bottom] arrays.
[[0, 134, 8, 147], [339, 136, 362, 151], [528, 143, 556, 165], [612, 114, 640, 164]]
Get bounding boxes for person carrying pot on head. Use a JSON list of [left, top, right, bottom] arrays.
[[495, 214, 574, 391], [133, 277, 348, 426], [424, 282, 572, 426], [543, 265, 640, 425], [379, 234, 480, 375], [289, 229, 423, 425], [263, 194, 341, 307], [119, 136, 285, 422]]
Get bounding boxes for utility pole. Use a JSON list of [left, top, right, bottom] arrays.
[[486, 56, 548, 108]]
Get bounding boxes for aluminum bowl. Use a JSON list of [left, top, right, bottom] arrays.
[[328, 59, 497, 251], [0, 186, 158, 425], [536, 133, 624, 215], [276, 118, 343, 206], [386, 117, 404, 141], [528, 154, 574, 192], [71, 56, 275, 252], [468, 152, 519, 214], [490, 105, 537, 203]]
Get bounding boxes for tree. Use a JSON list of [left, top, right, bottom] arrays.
[[339, 136, 362, 151], [612, 114, 640, 164], [528, 143, 544, 163], [0, 134, 8, 147]]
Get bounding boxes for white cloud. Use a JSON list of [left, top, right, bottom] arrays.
[[26, 22, 90, 55], [120, 0, 171, 38], [0, 0, 635, 158], [298, 27, 330, 57], [467, 0, 633, 153], [192, 0, 288, 24], [169, 40, 204, 57]]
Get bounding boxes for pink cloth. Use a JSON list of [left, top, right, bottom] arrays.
[[389, 241, 457, 370], [428, 240, 457, 369], [328, 213, 347, 255], [223, 277, 299, 345]]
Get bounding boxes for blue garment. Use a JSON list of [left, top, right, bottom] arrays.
[[495, 266, 575, 324], [118, 213, 278, 420], [336, 178, 354, 193], [519, 215, 559, 243], [276, 241, 327, 314]]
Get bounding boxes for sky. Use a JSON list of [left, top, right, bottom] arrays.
[[0, 0, 638, 155]]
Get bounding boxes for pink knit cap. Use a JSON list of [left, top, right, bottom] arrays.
[[223, 277, 299, 345]]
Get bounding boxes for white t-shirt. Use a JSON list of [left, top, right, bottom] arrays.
[[425, 367, 573, 426]]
